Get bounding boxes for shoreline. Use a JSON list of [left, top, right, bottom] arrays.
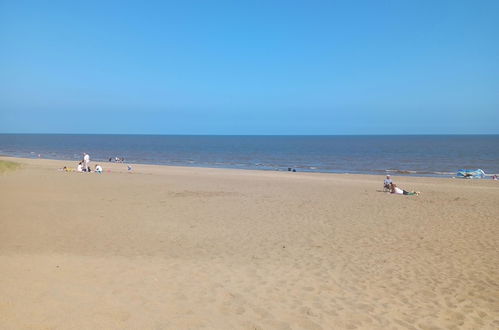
[[1, 154, 496, 179], [2, 134, 498, 178]]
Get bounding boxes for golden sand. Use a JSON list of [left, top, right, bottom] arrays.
[[1, 156, 498, 329]]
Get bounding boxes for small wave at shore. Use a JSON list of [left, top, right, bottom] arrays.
[[384, 169, 456, 176]]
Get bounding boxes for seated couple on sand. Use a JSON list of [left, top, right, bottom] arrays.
[[384, 175, 419, 195]]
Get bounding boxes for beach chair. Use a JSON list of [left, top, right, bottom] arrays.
[[383, 181, 393, 192]]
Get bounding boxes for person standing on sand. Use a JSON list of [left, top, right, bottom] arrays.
[[83, 153, 90, 172]]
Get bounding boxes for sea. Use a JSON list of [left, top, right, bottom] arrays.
[[1, 134, 498, 177]]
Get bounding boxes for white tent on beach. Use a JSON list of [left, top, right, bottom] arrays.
[[456, 169, 485, 179]]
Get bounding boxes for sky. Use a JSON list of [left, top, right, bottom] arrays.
[[0, 0, 498, 135]]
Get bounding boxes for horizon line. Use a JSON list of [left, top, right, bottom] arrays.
[[1, 133, 498, 137]]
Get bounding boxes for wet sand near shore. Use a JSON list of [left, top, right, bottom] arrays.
[[1, 156, 498, 329]]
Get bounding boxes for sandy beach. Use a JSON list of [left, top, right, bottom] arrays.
[[0, 156, 498, 329]]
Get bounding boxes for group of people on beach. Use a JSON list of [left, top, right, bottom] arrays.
[[59, 152, 135, 174], [61, 153, 102, 173], [384, 175, 420, 196], [77, 153, 102, 173]]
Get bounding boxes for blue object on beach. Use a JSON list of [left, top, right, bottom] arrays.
[[456, 169, 485, 179]]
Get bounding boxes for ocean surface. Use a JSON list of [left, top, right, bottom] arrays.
[[1, 134, 498, 176]]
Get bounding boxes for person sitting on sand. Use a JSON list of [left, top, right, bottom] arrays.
[[95, 164, 103, 173], [77, 162, 83, 172], [384, 175, 393, 191], [391, 183, 419, 196]]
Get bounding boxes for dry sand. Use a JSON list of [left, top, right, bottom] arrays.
[[0, 156, 498, 329]]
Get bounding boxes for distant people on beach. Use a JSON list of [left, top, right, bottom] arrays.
[[109, 157, 125, 163], [60, 162, 103, 174], [492, 174, 498, 181], [391, 183, 419, 196]]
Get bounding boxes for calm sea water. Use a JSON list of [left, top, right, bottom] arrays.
[[1, 134, 498, 176]]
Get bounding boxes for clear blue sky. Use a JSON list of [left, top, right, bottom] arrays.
[[1, 0, 498, 134]]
